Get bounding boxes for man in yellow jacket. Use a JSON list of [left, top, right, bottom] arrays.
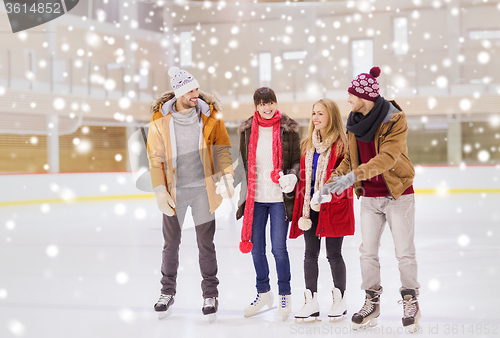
[[147, 67, 234, 322], [320, 67, 421, 333]]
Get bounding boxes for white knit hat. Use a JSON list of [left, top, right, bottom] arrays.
[[168, 66, 200, 98]]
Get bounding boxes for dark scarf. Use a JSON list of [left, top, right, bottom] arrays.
[[346, 96, 390, 142]]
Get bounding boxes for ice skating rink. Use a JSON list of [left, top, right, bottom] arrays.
[[0, 168, 499, 338]]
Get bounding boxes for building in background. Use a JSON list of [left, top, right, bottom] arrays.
[[1, 0, 499, 173]]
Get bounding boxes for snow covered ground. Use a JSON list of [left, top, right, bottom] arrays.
[[0, 171, 499, 338]]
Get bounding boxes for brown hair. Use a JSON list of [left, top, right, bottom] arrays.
[[300, 98, 347, 157], [253, 87, 277, 107]]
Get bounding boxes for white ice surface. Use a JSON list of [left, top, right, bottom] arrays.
[[0, 192, 499, 338]]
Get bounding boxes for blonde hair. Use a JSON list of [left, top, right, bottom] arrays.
[[300, 98, 347, 156]]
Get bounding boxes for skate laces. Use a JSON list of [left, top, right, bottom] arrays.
[[251, 294, 260, 305], [204, 297, 216, 308], [399, 296, 418, 317], [358, 297, 378, 317], [158, 294, 173, 305], [280, 295, 289, 308]]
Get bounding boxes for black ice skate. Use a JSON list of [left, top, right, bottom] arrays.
[[399, 289, 421, 333], [351, 289, 381, 330], [202, 297, 218, 323], [154, 294, 174, 319]]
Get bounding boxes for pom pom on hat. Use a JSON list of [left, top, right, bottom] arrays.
[[239, 241, 253, 254], [168, 66, 180, 78], [370, 66, 381, 78]]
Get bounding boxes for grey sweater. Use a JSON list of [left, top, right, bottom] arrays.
[[171, 103, 206, 188]]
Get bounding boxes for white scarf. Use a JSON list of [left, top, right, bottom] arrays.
[[298, 130, 335, 231]]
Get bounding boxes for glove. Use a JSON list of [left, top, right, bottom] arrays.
[[278, 172, 297, 193], [153, 185, 176, 216], [215, 174, 235, 199], [311, 190, 332, 208], [319, 172, 356, 199]]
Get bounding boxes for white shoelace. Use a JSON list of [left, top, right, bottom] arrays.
[[399, 297, 418, 317], [358, 298, 378, 317], [158, 294, 173, 305]]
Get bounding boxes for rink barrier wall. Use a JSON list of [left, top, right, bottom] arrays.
[[0, 166, 499, 206]]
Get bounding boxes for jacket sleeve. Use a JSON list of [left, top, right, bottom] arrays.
[[352, 114, 407, 182], [233, 131, 247, 187], [146, 116, 167, 189], [327, 138, 351, 183], [329, 154, 351, 201], [288, 131, 301, 179], [289, 156, 306, 239], [212, 118, 234, 177]]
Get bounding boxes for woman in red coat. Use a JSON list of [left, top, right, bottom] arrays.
[[290, 98, 355, 322]]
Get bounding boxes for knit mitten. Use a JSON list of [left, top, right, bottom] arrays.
[[153, 185, 176, 216]]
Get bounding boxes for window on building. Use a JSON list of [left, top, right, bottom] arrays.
[[138, 2, 164, 32], [259, 53, 272, 87], [351, 40, 373, 79], [283, 51, 307, 60], [139, 66, 149, 90], [469, 30, 500, 39], [180, 32, 192, 67], [52, 60, 66, 83], [394, 17, 409, 55], [24, 49, 36, 76], [92, 0, 120, 24]]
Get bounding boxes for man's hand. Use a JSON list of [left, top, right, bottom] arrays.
[[319, 172, 356, 198], [278, 172, 297, 193], [215, 174, 235, 199], [153, 185, 176, 216]]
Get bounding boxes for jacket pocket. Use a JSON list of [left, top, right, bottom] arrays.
[[390, 154, 414, 184]]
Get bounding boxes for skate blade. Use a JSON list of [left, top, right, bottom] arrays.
[[328, 314, 346, 322], [207, 313, 217, 323], [279, 313, 291, 321], [157, 308, 172, 320], [352, 318, 378, 330], [294, 317, 321, 324], [404, 323, 421, 334], [244, 306, 277, 318]]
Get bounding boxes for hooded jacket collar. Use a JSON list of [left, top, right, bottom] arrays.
[[150, 90, 222, 117]]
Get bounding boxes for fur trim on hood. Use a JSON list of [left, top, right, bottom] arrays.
[[150, 90, 222, 115], [237, 113, 300, 135]]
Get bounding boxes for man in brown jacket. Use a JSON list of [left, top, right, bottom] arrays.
[[320, 67, 421, 333], [147, 67, 234, 322]]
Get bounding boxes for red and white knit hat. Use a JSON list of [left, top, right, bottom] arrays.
[[348, 67, 381, 102]]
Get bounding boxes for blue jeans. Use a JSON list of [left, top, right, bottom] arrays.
[[251, 202, 291, 295]]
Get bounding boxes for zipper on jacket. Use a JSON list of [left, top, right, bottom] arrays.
[[377, 123, 396, 199], [381, 174, 395, 199]]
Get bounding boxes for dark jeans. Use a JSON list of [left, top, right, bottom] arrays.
[[303, 209, 346, 294], [251, 202, 291, 295], [160, 186, 219, 298]]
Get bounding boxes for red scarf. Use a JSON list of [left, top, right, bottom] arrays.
[[240, 110, 283, 253]]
